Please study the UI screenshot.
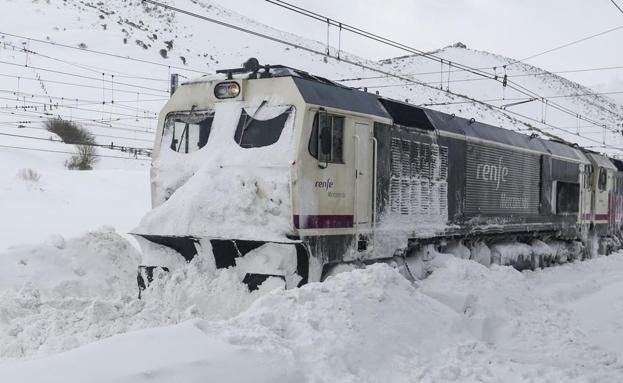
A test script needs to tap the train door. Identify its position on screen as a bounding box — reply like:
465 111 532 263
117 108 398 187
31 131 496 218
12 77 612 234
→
298 109 373 237
353 122 373 229
581 164 594 224
595 167 609 222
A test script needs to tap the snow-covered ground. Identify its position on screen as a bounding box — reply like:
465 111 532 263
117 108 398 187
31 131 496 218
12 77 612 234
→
2 1 623 382
1 232 623 382
0 130 150 251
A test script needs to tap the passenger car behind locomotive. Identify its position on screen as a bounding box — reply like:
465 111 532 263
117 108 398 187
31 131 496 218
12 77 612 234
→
133 59 623 290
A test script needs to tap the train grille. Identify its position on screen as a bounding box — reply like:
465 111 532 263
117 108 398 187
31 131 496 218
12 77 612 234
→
389 138 448 222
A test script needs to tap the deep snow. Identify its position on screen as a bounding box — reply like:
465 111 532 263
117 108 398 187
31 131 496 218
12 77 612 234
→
1 1 623 382
1 231 623 382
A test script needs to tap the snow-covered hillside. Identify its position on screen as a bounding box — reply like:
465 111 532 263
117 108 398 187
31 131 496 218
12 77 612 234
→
374 47 623 154
1 0 621 160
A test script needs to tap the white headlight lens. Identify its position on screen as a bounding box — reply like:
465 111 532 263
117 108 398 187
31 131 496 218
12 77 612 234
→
214 82 241 99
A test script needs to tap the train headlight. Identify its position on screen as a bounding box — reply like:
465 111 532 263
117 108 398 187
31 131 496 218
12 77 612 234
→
214 82 241 99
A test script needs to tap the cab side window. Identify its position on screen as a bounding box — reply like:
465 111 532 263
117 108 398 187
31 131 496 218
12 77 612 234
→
309 111 344 163
584 165 594 189
598 168 607 191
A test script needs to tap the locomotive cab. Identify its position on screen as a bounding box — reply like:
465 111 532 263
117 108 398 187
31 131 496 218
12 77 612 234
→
134 64 310 290
133 59 391 291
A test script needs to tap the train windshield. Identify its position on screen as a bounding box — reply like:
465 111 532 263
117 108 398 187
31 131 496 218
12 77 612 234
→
234 105 293 149
163 110 214 154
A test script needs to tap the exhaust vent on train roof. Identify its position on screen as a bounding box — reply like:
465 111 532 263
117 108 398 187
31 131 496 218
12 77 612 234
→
214 57 339 86
379 99 435 130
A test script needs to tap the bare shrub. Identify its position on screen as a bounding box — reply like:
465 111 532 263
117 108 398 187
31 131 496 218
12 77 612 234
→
45 119 98 170
17 168 41 182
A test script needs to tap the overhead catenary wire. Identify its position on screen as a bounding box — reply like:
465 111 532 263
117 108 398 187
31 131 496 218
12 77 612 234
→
0 59 170 94
0 131 152 152
609 0 623 15
263 0 623 136
0 122 154 143
336 64 623 85
516 24 623 62
0 89 165 115
5 3 618 140
0 72 166 98
140 0 622 152
0 143 151 161
0 96 157 119
0 41 171 82
335 64 623 82
359 83 623 101
0 110 156 134
0 31 209 75
0 95 158 120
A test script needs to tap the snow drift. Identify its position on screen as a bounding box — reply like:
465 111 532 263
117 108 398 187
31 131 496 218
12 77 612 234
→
2 230 623 382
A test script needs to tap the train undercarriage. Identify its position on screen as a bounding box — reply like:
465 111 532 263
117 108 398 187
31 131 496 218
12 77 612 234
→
136 225 623 296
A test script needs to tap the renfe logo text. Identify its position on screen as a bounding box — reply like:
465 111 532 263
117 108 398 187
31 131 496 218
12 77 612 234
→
315 178 334 191
476 158 509 190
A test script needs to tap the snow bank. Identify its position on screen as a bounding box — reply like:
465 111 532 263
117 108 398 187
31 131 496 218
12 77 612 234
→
3 245 623 382
0 152 150 251
0 264 475 382
0 231 276 359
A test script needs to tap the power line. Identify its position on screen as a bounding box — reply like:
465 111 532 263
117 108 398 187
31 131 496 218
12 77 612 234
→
520 24 623 61
0 143 151 161
263 0 623 136
0 41 171 82
0 59 169 94
0 95 157 120
360 82 623 100
417 92 623 106
140 0 621 152
0 132 152 153
0 110 156 134
0 31 208 75
610 0 623 14
0 89 164 115
0 123 154 143
0 72 166 98
336 64 623 82
0 95 158 119
264 0 499 82
488 104 620 150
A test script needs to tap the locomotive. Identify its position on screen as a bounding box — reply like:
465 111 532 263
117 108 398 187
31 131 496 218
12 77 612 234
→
133 58 623 290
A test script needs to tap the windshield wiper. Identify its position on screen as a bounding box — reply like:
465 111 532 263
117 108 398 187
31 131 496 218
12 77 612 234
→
238 100 268 145
176 123 189 152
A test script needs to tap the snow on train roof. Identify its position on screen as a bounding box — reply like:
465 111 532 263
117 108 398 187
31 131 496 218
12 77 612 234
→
180 66 592 165
293 77 390 119
421 106 588 163
586 152 617 170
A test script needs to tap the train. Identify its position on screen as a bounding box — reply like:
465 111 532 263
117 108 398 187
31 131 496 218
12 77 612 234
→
133 58 623 291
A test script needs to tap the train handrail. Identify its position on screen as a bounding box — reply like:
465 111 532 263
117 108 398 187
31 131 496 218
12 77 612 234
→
372 136 378 232
354 134 360 240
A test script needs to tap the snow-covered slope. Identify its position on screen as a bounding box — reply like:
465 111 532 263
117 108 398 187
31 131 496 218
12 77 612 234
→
1 0 622 161
373 46 623 154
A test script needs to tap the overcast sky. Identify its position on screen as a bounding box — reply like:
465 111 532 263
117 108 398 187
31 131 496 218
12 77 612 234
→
213 0 623 89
